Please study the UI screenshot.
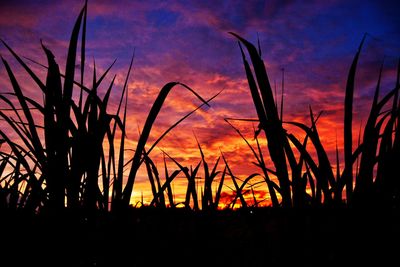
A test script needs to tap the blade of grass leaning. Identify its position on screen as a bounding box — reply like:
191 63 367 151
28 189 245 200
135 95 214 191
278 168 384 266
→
41 42 67 209
121 82 209 207
251 187 258 207
224 119 261 162
391 58 400 155
221 151 247 208
292 132 309 207
237 42 267 136
63 4 85 105
121 91 221 172
100 145 108 211
309 107 335 199
230 32 291 206
286 132 331 204
0 131 43 209
8 160 21 209
102 76 117 209
1 57 45 163
208 156 221 209
285 116 336 201
147 90 222 156
229 32 278 121
143 152 160 207
113 86 128 208
146 149 166 207
85 61 120 211
0 60 47 209
59 6 86 208
280 68 284 121
78 0 88 110
233 173 260 208
304 162 316 203
163 154 175 207
0 102 37 156
343 34 366 203
150 165 181 207
375 58 400 205
81 61 101 211
364 84 399 194
0 40 46 92
225 119 279 206
162 150 200 210
188 163 201 211
0 133 40 176
354 121 363 184
335 135 341 203
194 134 214 209
0 94 32 137
214 166 226 209
22 55 93 95
0 154 9 180
254 133 280 206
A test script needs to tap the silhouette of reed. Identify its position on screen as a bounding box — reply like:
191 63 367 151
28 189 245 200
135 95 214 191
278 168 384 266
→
229 32 400 208
0 2 211 214
0 2 399 267
0 2 399 214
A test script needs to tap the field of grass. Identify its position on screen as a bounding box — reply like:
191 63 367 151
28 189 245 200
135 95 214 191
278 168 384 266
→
0 2 399 266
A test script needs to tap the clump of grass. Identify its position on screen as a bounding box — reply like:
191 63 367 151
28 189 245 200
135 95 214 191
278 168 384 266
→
229 33 400 208
161 141 226 211
1 1 399 212
0 2 211 213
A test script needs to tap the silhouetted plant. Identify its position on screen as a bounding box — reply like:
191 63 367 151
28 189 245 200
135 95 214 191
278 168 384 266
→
229 33 400 208
0 2 211 213
0 2 399 213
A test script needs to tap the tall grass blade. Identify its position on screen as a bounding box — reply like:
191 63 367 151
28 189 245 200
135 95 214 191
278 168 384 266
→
163 150 200 210
1 58 45 163
0 40 46 92
163 154 175 207
63 5 85 105
143 152 160 207
150 159 181 208
343 34 366 203
111 83 127 210
122 82 209 207
230 32 291 206
254 134 280 207
41 42 67 209
78 0 88 110
353 61 384 204
280 68 284 121
221 152 247 208
375 58 400 206
236 42 267 135
148 90 221 155
214 166 226 209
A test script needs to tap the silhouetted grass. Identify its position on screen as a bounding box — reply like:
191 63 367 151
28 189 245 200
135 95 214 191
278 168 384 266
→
0 3 211 213
0 2 399 214
230 32 400 208
0 3 399 267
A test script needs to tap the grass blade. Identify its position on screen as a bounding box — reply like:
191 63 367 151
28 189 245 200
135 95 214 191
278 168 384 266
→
122 82 209 207
343 34 366 203
1 57 45 164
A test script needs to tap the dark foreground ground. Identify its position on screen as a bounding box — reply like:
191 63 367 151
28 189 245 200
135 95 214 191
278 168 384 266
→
1 207 399 267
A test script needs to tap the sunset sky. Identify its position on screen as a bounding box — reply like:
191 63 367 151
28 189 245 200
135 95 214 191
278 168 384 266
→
1 0 399 207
